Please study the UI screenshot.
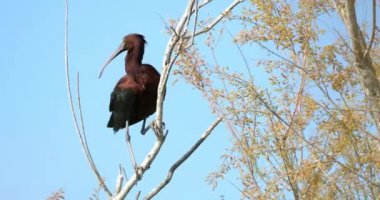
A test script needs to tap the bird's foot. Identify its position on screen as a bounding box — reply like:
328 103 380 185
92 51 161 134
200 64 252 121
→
134 165 143 180
141 119 166 136
140 125 150 135
140 119 150 135
151 121 167 139
161 122 166 130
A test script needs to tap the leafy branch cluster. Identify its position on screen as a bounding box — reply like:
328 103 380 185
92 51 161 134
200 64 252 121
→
174 0 380 199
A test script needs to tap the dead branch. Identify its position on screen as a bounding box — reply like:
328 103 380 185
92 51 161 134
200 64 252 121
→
46 188 65 200
195 0 212 11
64 0 112 197
193 0 244 37
157 0 245 132
191 0 199 45
143 117 223 200
112 130 168 200
115 167 124 194
362 0 376 59
156 0 197 133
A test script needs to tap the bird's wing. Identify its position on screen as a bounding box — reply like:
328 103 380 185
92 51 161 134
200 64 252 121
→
107 87 137 131
109 91 116 112
109 88 136 115
109 76 141 112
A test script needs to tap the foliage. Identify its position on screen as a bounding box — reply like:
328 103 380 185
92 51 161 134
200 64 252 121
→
46 188 65 200
174 0 380 199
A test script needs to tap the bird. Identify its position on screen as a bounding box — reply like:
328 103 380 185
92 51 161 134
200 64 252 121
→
99 33 160 134
99 33 160 171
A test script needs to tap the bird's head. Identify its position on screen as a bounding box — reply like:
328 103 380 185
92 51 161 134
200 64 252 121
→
122 34 146 50
98 33 146 78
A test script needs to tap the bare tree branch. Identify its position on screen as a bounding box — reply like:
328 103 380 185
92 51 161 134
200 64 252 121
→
135 191 141 200
362 0 376 59
191 0 199 45
46 188 65 200
342 0 380 131
209 69 380 188
157 0 245 131
64 0 112 197
156 0 196 133
112 131 168 200
115 167 124 194
195 0 212 11
193 0 244 37
143 117 223 200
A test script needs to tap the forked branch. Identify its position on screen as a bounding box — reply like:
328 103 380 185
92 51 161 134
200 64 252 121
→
143 117 223 200
362 0 376 59
156 0 245 130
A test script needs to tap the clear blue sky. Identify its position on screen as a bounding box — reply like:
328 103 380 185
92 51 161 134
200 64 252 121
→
0 0 246 199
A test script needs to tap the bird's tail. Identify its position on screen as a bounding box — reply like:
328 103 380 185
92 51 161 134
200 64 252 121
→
107 113 126 133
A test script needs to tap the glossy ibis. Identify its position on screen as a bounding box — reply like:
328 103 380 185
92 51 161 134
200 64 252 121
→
99 33 160 171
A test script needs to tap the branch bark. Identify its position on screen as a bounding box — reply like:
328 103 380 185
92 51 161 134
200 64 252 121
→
112 130 168 200
343 0 380 132
156 0 245 131
362 0 376 59
155 0 197 133
193 0 244 37
143 117 223 200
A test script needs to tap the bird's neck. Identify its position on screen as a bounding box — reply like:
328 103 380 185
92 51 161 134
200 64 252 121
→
125 46 144 74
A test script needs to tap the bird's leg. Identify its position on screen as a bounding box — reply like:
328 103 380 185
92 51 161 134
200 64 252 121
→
125 121 141 179
161 122 166 130
141 119 166 135
140 118 150 135
125 124 137 169
150 121 167 138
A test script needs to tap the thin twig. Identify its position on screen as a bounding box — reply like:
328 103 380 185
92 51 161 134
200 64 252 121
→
226 29 253 83
76 74 108 190
362 0 376 59
255 40 308 73
143 117 223 200
115 166 124 194
157 0 245 131
193 0 244 37
64 0 112 197
191 0 199 45
193 0 212 12
333 27 354 54
224 74 380 188
135 191 141 200
113 133 168 200
156 0 197 132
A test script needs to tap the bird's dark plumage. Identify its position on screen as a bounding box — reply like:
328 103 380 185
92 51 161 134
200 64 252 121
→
100 33 160 133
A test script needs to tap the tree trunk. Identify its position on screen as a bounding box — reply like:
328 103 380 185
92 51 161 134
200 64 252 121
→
336 0 380 132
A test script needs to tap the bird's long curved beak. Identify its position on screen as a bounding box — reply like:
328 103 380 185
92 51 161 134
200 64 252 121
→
98 42 126 78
